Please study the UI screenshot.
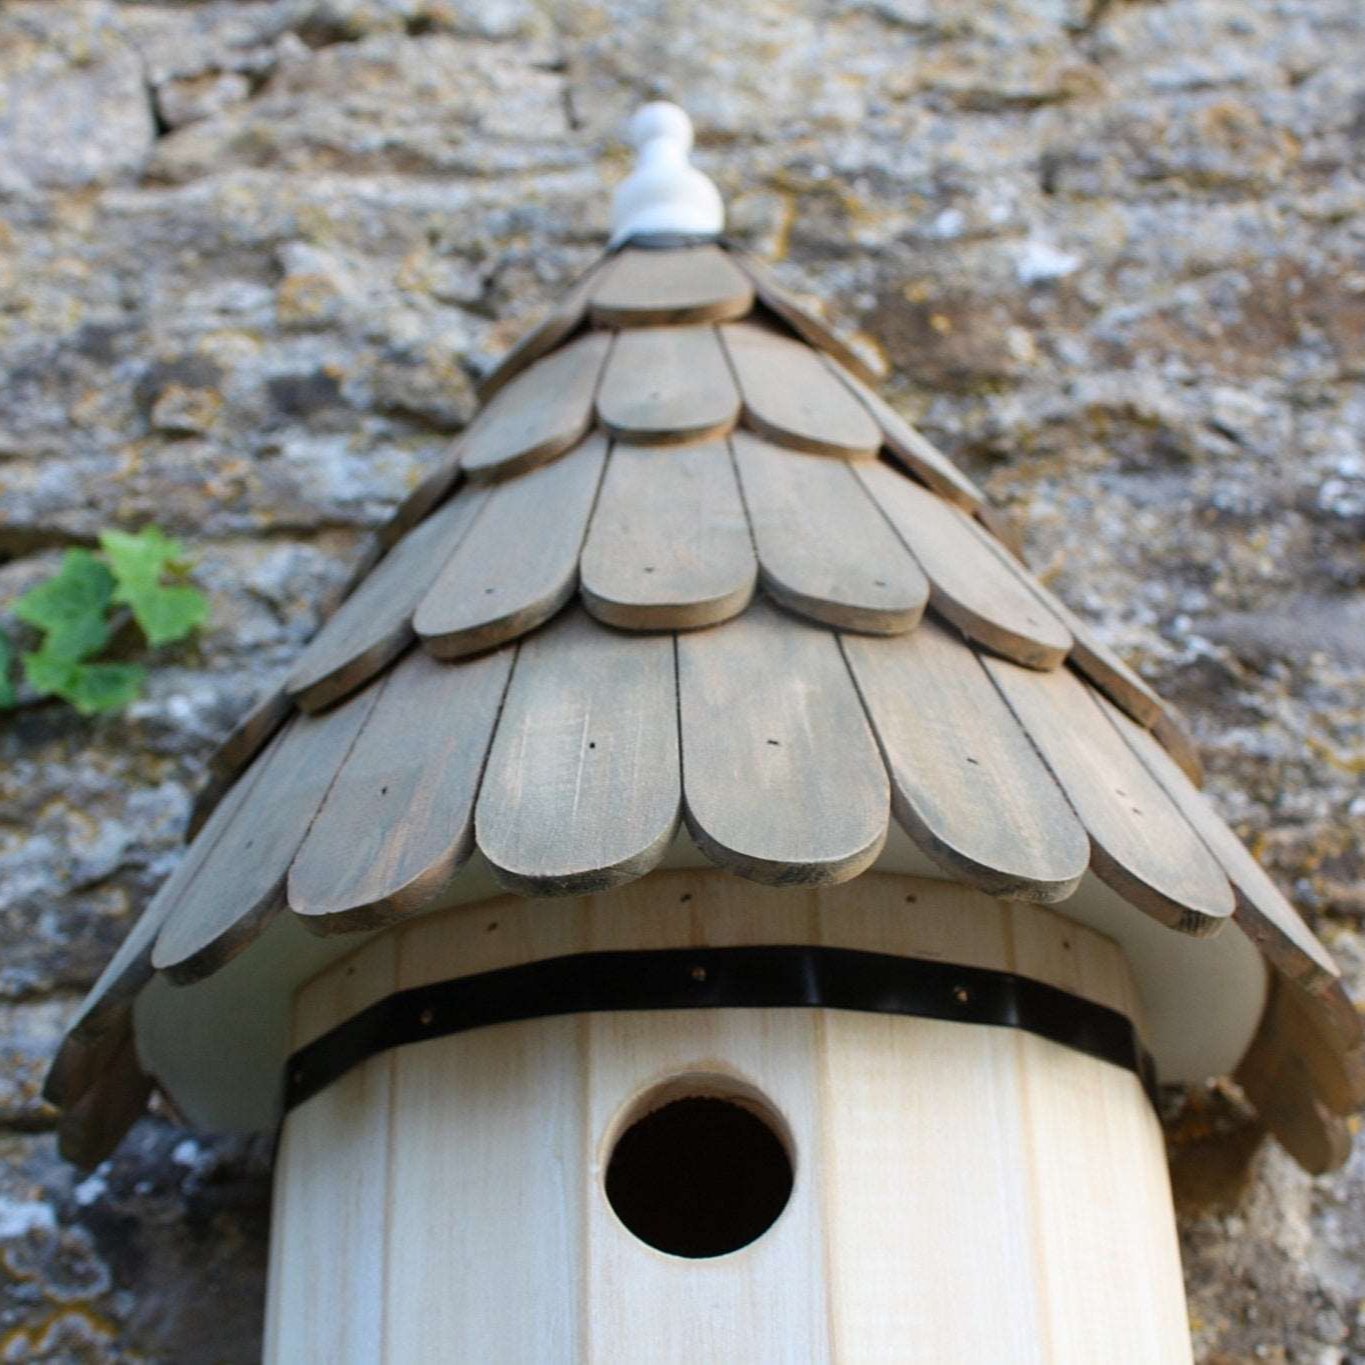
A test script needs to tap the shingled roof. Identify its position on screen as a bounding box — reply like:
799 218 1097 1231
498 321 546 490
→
48 140 1363 1176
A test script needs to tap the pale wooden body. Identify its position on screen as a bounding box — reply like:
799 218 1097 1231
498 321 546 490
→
265 871 1191 1364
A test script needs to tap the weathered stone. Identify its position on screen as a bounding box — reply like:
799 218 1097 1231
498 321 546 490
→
2 0 1364 1357
147 33 572 184
0 1124 271 1362
157 71 254 130
0 3 157 192
0 1001 73 1129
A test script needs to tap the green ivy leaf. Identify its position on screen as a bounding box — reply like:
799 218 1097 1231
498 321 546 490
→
100 527 208 647
22 645 146 716
0 634 15 709
63 662 148 715
13 550 115 663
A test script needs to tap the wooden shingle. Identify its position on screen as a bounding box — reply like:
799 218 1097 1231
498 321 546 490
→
50 234 1361 1174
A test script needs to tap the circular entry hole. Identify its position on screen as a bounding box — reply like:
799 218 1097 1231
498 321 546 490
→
605 1088 793 1259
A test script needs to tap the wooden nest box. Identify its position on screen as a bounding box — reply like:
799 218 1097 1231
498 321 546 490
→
48 104 1363 1363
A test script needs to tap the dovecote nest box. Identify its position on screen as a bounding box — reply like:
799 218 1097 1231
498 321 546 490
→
48 104 1363 1363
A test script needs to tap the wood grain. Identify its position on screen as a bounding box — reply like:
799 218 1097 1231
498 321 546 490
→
56 1031 153 1170
584 1009 831 1361
383 1014 587 1362
459 330 611 484
152 690 379 983
205 679 292 788
277 872 1177 1364
591 244 753 326
475 606 681 895
974 503 1029 562
1099 692 1341 991
857 460 1073 669
956 514 1167 728
476 257 604 404
730 248 885 385
287 485 491 712
1002 571 1166 728
722 322 883 459
596 325 740 445
188 677 293 838
843 618 1089 901
580 440 756 630
983 654 1236 934
1271 977 1365 1114
677 599 889 884
1236 978 1355 1174
818 1015 1188 1364
415 435 608 660
378 458 465 551
826 359 985 510
265 936 397 1365
733 431 928 634
1153 708 1205 787
288 646 515 929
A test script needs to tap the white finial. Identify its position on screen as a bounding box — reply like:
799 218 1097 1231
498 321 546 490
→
609 102 725 246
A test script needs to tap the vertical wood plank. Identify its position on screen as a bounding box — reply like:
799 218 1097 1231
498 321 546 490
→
383 1016 586 1362
1013 1031 1192 1363
267 936 397 1365
584 1009 832 1363
818 1013 1048 1363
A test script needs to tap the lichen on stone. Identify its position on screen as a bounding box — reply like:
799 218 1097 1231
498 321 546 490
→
1 0 1363 1357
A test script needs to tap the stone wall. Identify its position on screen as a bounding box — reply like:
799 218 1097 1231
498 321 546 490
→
1 0 1362 1359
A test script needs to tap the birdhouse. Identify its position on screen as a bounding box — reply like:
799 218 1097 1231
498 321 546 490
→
47 104 1363 1363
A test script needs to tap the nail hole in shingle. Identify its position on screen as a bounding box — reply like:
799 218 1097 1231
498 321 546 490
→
486 920 499 933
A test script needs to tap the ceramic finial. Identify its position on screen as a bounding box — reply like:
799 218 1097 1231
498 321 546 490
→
609 102 724 246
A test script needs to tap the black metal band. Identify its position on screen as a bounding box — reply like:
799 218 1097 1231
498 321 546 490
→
284 944 1158 1112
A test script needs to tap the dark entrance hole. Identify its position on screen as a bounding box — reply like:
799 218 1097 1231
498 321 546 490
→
604 1094 794 1258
